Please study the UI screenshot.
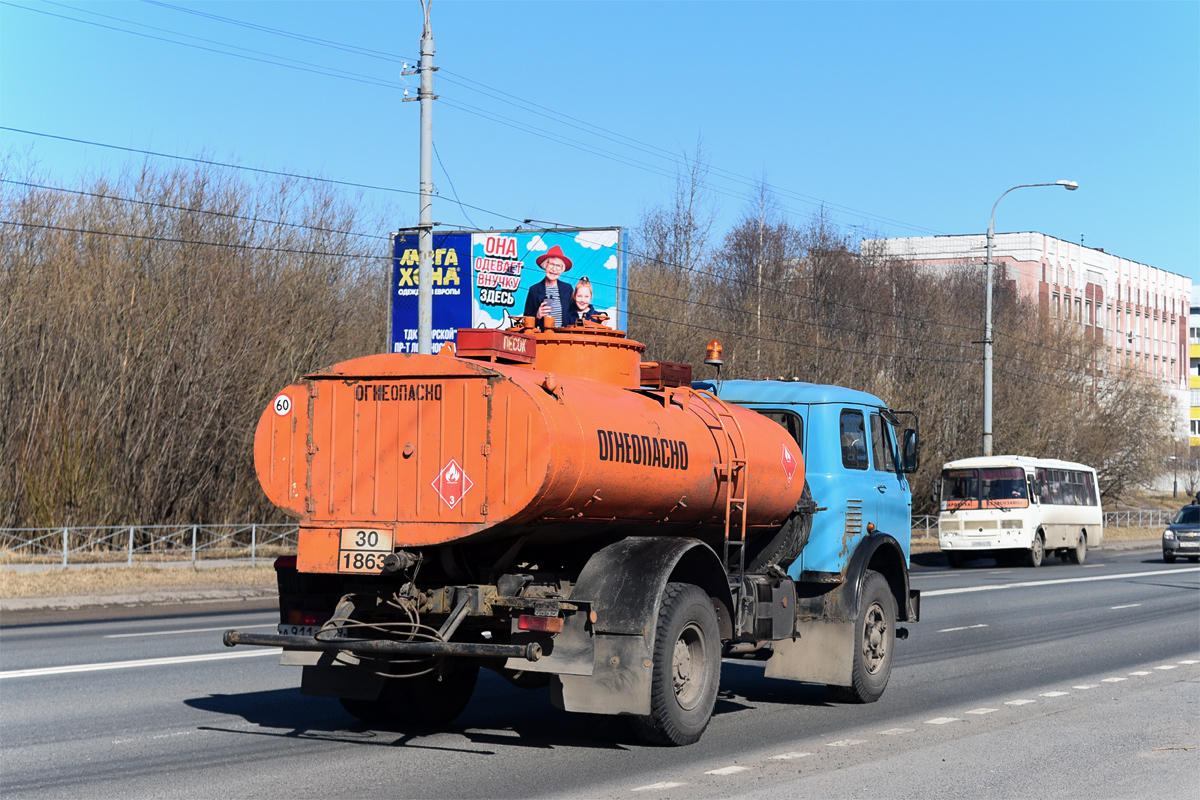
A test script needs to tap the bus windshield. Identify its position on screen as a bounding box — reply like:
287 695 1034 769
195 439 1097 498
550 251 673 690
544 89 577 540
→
941 467 1028 510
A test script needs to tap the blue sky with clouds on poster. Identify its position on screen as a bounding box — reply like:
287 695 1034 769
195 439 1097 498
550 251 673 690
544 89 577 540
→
2 1 1197 279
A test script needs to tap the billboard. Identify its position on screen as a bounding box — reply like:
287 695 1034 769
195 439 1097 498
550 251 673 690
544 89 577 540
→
390 228 625 353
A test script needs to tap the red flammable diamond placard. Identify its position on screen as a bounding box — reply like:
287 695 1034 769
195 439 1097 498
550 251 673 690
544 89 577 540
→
431 458 474 509
781 443 798 485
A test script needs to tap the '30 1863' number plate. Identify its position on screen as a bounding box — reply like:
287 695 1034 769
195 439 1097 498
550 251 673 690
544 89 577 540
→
337 528 393 574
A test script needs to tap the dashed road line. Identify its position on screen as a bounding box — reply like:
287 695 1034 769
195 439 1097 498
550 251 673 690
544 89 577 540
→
938 624 988 633
1073 684 1099 689
1179 660 1199 665
1039 691 1069 697
1110 603 1141 609
769 752 812 760
925 717 960 725
1129 671 1151 676
633 782 685 792
1101 677 1127 683
1155 665 1178 670
965 707 998 714
705 766 747 776
878 727 914 735
1005 699 1037 705
826 739 866 747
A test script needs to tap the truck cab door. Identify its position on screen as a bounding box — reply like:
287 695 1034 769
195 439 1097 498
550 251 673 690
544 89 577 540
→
870 411 910 557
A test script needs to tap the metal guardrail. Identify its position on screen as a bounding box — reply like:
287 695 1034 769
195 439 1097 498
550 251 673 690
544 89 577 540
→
1 511 1173 564
0 524 299 567
911 510 1171 539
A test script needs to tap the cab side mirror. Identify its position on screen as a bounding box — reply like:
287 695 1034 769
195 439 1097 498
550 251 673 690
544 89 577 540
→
900 429 919 473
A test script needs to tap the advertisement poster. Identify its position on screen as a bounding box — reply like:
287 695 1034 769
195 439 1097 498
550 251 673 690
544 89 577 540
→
390 227 625 352
470 228 623 330
390 231 471 353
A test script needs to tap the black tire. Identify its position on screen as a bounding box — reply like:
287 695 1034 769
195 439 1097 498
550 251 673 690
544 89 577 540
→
746 484 814 572
1067 532 1087 565
1164 553 1176 564
827 570 896 704
1189 557 1199 564
946 552 965 569
340 658 479 729
1026 533 1044 568
632 583 722 746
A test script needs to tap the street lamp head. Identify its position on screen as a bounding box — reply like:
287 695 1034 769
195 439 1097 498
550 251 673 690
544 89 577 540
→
1057 180 1079 191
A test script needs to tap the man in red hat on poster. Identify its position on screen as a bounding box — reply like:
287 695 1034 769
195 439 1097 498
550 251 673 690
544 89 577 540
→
522 245 574 327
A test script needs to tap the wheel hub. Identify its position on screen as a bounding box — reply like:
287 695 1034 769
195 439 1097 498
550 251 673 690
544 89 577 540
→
862 602 888 674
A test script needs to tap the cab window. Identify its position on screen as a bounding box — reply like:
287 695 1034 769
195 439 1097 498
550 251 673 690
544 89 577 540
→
839 409 868 470
758 410 803 453
870 413 896 473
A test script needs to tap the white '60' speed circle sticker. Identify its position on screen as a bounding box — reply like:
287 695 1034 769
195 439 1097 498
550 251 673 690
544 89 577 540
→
273 393 292 416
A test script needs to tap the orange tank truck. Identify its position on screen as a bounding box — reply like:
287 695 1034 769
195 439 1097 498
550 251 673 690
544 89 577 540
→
225 318 921 746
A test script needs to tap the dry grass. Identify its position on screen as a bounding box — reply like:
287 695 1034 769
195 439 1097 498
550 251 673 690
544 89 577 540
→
0 565 277 599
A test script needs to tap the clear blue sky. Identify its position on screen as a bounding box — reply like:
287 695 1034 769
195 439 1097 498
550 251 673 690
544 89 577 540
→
2 1 1197 279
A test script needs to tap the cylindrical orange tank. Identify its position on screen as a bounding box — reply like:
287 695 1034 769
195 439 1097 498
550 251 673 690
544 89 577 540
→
255 320 805 573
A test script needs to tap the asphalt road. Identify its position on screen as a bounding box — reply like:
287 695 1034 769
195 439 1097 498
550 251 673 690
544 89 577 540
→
2 551 1197 799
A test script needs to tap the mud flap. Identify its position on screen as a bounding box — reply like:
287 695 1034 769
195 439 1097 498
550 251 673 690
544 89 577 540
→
763 619 853 686
551 633 653 715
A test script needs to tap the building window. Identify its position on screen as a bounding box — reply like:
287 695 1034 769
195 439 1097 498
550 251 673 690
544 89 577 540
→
1192 419 1200 437
1192 389 1200 407
1190 326 1200 345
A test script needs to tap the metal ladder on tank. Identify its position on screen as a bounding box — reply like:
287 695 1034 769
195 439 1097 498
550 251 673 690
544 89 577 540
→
693 391 749 592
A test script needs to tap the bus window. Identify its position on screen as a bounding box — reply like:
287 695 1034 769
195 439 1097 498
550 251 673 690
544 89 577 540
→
1083 472 1098 506
941 468 979 510
981 467 1028 507
870 413 897 473
839 410 869 470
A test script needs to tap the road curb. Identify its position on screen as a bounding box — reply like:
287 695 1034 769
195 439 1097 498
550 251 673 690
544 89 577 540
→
0 587 278 613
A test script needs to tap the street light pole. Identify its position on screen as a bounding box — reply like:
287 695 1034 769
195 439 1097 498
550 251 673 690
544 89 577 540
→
983 180 1078 457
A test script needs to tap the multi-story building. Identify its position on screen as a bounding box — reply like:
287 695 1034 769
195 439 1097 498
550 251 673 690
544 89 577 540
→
1190 287 1200 448
865 232 1192 426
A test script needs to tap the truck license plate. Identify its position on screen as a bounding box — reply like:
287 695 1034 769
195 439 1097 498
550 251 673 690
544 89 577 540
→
337 528 393 573
277 624 319 637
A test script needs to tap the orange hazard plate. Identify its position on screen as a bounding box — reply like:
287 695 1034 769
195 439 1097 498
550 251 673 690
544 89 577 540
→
337 528 393 573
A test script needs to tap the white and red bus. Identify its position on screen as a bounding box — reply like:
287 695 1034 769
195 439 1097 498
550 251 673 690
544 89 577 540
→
937 456 1103 568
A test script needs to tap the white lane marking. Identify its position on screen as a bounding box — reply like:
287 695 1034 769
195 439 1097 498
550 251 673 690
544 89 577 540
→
1129 671 1151 676
1073 684 1099 689
878 727 914 735
1040 691 1069 697
1109 604 1142 610
105 623 275 639
705 766 747 776
827 739 866 747
770 752 812 760
923 567 1200 597
0 649 280 679
925 717 960 725
1179 660 1200 665
1101 677 1127 683
113 730 195 745
938 624 989 633
633 782 685 792
1005 699 1036 705
1155 665 1178 671
966 708 998 714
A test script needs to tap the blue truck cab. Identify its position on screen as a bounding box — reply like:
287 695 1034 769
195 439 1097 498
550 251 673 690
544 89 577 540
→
702 380 919 578
696 379 920 702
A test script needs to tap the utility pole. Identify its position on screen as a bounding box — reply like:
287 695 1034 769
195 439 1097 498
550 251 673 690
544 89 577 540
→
415 1 436 354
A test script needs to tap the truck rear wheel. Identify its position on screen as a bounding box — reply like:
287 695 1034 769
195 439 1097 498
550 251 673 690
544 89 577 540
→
340 658 479 729
632 583 721 746
827 570 895 704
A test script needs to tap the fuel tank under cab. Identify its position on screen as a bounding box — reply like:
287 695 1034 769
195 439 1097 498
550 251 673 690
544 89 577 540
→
254 319 805 572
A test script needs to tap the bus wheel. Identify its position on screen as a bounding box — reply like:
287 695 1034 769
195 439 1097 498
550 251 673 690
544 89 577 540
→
1067 533 1087 564
1026 534 1044 568
828 570 896 704
632 583 721 746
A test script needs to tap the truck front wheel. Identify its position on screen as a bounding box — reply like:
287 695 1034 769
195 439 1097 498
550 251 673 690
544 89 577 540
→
632 583 721 746
340 658 479 729
827 570 896 704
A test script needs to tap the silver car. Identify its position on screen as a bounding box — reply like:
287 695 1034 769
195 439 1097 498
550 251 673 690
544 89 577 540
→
1163 505 1200 563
